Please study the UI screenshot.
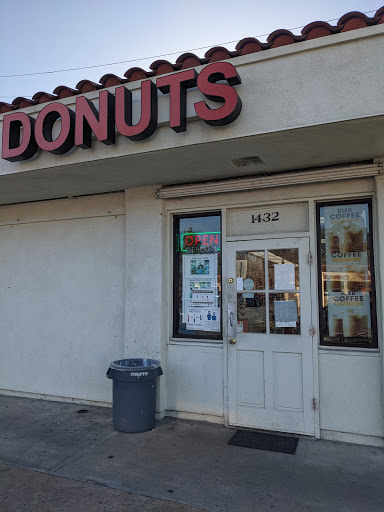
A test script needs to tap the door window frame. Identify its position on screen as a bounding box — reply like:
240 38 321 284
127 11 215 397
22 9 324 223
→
173 210 223 340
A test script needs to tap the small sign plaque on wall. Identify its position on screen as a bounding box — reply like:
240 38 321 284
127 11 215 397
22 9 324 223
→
228 203 308 237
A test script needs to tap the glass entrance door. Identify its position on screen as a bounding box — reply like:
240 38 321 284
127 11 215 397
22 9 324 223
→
227 237 315 435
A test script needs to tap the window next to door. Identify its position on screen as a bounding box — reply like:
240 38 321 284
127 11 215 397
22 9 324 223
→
173 212 222 340
316 199 377 348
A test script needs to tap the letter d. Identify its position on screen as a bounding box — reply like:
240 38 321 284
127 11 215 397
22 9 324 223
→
2 112 38 162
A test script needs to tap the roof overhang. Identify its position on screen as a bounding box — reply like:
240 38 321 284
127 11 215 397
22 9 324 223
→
1 23 384 205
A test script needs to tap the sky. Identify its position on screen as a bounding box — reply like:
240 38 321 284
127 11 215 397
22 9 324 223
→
0 0 381 103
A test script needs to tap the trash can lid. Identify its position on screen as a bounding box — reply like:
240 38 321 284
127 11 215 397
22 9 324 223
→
109 358 161 371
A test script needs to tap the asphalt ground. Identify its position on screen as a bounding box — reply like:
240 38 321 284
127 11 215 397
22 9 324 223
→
1 395 384 512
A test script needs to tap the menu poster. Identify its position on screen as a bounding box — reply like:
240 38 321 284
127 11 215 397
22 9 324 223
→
323 204 371 340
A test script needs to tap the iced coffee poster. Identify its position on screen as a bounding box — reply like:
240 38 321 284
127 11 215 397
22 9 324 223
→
327 292 371 338
324 204 368 269
323 203 372 340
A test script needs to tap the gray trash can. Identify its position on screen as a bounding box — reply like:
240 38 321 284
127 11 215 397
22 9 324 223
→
106 358 163 433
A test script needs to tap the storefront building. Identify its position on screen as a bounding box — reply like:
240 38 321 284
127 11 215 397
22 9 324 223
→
1 8 384 447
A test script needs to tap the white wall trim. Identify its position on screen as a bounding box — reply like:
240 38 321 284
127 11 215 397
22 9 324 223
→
156 164 382 199
165 409 225 425
321 429 384 447
0 388 112 408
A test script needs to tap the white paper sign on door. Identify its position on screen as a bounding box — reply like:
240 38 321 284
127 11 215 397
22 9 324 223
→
186 307 220 332
191 289 215 306
202 307 220 331
274 300 298 327
274 264 295 290
186 307 203 330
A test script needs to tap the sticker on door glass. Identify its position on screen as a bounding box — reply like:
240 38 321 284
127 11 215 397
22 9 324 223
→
274 300 298 327
274 264 295 290
243 278 254 290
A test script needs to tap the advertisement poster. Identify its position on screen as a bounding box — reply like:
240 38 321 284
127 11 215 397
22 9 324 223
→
186 307 220 332
182 254 218 327
323 204 371 338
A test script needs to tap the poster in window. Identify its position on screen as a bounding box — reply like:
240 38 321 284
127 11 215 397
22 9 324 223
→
182 253 218 325
323 203 371 340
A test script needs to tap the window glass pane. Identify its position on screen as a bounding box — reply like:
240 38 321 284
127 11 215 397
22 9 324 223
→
318 201 376 347
268 249 299 290
269 293 300 334
237 293 266 333
174 214 221 338
236 251 265 290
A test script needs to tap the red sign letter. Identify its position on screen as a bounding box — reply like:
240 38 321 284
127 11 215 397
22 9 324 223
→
34 103 75 155
1 112 37 162
75 90 115 148
195 62 242 126
157 69 197 133
115 80 157 141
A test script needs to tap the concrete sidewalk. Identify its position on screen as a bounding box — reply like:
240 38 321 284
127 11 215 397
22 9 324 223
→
1 395 384 512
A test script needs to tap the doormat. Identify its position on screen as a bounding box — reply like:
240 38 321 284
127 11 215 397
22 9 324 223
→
228 429 299 454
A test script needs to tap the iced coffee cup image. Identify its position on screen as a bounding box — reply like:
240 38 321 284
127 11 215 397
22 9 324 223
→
328 310 343 337
345 226 366 253
346 270 367 293
326 274 342 293
344 312 368 337
326 225 341 253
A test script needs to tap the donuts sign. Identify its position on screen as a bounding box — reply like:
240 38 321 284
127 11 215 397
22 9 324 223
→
1 62 242 162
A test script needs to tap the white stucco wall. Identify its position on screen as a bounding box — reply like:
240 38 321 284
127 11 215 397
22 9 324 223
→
123 186 168 413
0 193 126 403
319 352 383 439
0 178 382 445
166 344 224 420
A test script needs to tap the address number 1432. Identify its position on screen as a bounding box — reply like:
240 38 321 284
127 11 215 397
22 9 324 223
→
252 212 279 223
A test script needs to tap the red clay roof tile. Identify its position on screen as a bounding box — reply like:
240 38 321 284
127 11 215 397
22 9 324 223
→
236 38 266 54
76 80 102 94
205 47 236 62
301 21 338 39
53 86 78 98
0 103 15 114
12 97 36 108
123 67 151 82
150 60 180 75
176 53 205 69
2 7 384 109
33 92 59 104
99 74 127 87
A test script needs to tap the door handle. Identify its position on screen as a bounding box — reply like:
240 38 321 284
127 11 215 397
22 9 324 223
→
229 337 236 345
227 302 236 337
